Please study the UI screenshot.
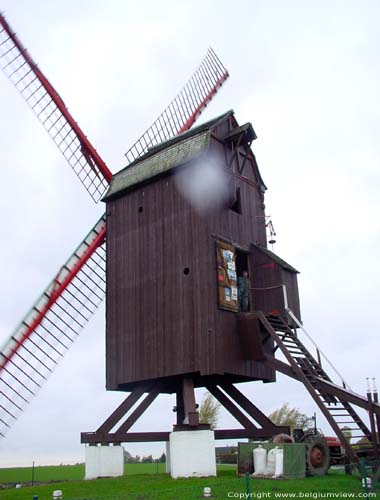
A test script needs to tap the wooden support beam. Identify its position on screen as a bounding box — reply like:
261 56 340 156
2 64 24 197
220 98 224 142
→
258 312 358 463
374 392 380 450
175 386 185 425
182 378 199 426
95 385 147 435
264 355 298 380
214 428 284 440
81 428 282 444
116 387 161 434
317 379 380 417
206 385 258 432
81 431 170 444
220 382 288 432
366 392 379 459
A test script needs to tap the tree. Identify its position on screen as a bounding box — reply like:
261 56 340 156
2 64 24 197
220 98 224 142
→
268 402 313 432
123 449 133 463
123 450 142 463
199 392 221 429
158 452 166 463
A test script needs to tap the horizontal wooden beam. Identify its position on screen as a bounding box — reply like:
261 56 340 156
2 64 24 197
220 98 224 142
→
317 379 380 416
214 428 288 440
264 355 298 380
81 431 170 444
265 354 380 417
81 427 287 444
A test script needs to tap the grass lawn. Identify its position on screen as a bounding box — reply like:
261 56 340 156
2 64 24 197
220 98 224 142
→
0 464 377 499
0 463 171 484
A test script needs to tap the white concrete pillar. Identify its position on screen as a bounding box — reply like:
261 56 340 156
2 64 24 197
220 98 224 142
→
84 444 124 479
165 441 171 473
169 430 216 478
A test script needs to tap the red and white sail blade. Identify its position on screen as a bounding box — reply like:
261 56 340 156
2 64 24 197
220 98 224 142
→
0 14 112 202
125 47 229 164
0 14 229 439
0 217 106 438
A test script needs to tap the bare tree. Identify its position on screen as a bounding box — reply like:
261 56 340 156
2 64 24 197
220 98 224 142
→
199 392 221 429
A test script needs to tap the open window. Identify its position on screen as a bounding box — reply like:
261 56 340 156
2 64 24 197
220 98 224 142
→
230 187 242 214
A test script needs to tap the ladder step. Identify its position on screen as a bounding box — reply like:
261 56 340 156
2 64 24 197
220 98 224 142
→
263 313 378 463
336 421 361 425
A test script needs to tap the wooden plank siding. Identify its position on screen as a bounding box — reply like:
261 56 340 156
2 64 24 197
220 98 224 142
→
105 116 299 391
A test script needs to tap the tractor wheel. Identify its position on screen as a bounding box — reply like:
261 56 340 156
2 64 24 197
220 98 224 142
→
304 435 330 476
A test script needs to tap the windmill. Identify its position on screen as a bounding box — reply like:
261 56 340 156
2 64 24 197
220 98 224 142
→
1 10 380 481
0 12 229 440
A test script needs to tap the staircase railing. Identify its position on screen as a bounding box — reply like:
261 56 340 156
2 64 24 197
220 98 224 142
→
251 283 351 390
281 286 352 391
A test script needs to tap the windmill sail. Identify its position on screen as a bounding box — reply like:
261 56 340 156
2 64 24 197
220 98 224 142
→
0 14 113 202
0 217 106 438
0 12 229 439
125 48 229 164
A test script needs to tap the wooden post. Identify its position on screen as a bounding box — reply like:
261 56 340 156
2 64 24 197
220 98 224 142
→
372 379 380 449
182 378 199 426
175 387 185 425
366 381 379 459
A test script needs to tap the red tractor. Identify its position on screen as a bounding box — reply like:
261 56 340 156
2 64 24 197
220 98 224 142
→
293 428 344 476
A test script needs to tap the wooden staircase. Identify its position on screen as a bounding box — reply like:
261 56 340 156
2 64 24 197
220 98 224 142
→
259 312 380 464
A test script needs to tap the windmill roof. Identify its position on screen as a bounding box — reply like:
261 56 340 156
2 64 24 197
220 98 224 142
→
252 244 299 273
103 110 234 201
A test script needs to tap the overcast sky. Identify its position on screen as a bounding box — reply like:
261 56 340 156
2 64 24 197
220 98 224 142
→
1 0 380 468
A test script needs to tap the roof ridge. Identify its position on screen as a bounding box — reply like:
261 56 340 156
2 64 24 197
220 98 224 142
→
120 109 234 173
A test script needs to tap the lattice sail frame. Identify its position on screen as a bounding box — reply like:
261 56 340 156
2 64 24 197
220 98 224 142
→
0 14 112 202
0 217 106 437
125 47 229 164
0 12 230 439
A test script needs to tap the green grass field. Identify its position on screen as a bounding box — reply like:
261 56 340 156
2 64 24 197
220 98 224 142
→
0 463 170 484
0 464 377 499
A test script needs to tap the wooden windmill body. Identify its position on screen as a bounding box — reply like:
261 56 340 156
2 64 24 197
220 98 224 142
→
84 110 300 445
1 13 379 477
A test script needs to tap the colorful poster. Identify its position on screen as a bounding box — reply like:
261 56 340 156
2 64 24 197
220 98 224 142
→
227 261 236 271
222 249 234 265
227 269 237 281
225 288 231 302
231 286 238 301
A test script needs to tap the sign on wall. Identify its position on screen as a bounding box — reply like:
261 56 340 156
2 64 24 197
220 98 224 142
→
216 240 239 312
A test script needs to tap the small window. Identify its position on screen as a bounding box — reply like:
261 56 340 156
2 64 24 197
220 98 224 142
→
230 187 242 215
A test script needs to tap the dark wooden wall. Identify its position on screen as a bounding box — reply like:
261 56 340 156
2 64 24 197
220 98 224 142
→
105 118 296 391
250 245 301 321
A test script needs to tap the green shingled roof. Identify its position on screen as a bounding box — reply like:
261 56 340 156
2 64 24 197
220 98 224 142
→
103 110 233 201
